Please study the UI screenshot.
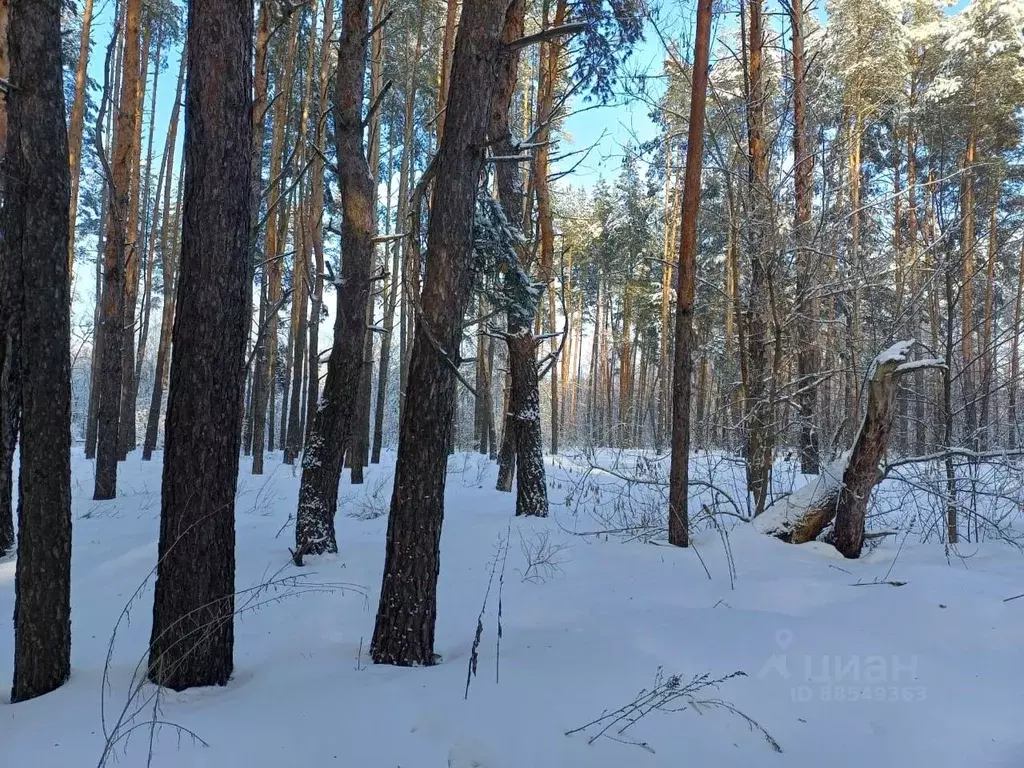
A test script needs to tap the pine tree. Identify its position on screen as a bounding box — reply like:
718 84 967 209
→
148 0 252 691
94 0 143 500
4 0 73 702
371 0 512 667
294 0 376 558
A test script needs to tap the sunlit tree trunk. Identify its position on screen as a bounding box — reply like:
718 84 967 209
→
436 0 459 144
67 0 96 271
117 20 153 459
252 11 299 474
533 0 567 455
349 0 386 481
668 0 712 547
94 0 143 499
657 148 677 451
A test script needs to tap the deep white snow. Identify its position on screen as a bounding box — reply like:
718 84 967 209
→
2 449 1024 767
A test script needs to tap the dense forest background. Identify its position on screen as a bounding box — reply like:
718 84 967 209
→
2 0 1024 714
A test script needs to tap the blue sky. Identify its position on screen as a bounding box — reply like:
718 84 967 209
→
83 2 667 202
559 31 667 186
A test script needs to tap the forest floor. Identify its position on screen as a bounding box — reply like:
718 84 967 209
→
2 448 1024 767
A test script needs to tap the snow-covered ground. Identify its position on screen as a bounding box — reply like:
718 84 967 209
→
3 449 1024 767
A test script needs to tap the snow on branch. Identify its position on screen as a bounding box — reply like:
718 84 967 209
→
894 359 946 375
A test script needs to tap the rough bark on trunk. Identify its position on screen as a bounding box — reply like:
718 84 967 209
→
0 328 15 556
489 0 535 503
294 0 375 557
509 331 547 517
5 0 73 701
371 0 509 667
94 0 143 500
349 299 373 482
0 0 7 160
148 0 252 691
0 0 14 549
667 0 712 547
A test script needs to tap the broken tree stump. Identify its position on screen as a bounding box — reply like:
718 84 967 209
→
754 340 945 558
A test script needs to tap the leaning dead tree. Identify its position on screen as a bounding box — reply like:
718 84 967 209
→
754 340 945 558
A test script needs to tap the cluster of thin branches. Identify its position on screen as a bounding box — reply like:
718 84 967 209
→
566 668 781 755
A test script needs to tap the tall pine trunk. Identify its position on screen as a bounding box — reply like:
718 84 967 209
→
304 0 333 450
371 0 510 666
668 0 712 547
141 50 185 459
117 21 153 459
0 0 12 554
349 0 387 482
791 0 818 474
533 0 566 455
94 0 143 499
148 0 252 691
294 0 376 557
371 125 399 463
67 0 95 271
744 0 773 516
397 2 426 424
244 0 273 455
141 150 183 460
1008 237 1024 450
5 0 73 701
252 11 299 474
